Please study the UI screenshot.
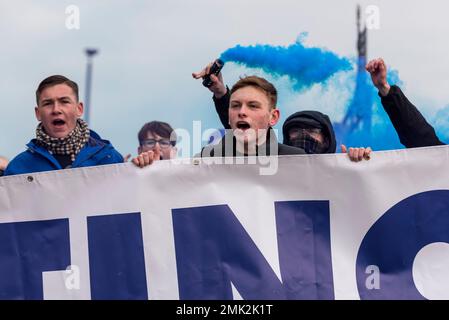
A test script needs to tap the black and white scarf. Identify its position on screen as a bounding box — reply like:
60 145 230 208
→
36 119 90 161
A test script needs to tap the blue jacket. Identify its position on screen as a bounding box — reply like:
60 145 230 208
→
4 130 124 176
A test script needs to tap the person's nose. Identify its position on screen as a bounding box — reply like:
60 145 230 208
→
51 101 63 114
153 141 161 152
238 104 249 118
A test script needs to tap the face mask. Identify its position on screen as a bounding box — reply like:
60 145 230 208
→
289 134 328 154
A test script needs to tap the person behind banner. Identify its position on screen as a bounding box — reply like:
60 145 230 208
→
366 58 445 149
193 61 371 162
197 75 306 157
0 156 8 177
4 75 156 176
137 121 177 160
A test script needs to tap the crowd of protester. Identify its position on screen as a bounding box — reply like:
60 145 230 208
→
0 57 439 178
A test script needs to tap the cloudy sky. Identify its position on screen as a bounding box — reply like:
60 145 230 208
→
1 0 449 159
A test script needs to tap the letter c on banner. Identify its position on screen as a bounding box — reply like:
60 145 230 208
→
356 190 449 299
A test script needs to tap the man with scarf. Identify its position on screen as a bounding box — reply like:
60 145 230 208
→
193 61 371 162
4 75 156 176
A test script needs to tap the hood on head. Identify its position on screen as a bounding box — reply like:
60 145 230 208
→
282 110 336 153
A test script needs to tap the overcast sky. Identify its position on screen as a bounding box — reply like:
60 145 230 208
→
1 0 449 159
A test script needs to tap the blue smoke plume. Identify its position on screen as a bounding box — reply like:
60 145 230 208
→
333 65 404 151
220 37 352 91
220 36 414 151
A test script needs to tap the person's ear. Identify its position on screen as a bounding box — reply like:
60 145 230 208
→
35 106 41 122
76 102 84 118
269 108 280 126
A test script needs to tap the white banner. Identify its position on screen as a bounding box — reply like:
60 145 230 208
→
1 146 449 300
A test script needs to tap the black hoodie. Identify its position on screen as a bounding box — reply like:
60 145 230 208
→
282 111 337 154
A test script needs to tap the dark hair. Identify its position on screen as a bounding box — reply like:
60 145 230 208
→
230 76 277 109
138 121 177 146
36 75 79 105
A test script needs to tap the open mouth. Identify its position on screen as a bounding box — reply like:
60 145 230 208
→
236 121 251 130
52 119 66 127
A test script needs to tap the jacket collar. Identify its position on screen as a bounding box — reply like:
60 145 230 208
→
26 130 108 167
26 140 62 169
217 127 279 156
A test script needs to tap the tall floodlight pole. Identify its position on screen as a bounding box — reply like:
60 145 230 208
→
84 48 99 125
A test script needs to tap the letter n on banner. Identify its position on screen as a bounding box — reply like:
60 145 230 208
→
172 201 334 299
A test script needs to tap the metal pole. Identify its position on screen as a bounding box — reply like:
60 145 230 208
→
84 48 98 125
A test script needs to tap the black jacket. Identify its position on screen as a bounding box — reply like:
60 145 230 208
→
213 88 232 130
200 129 305 157
380 85 444 148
